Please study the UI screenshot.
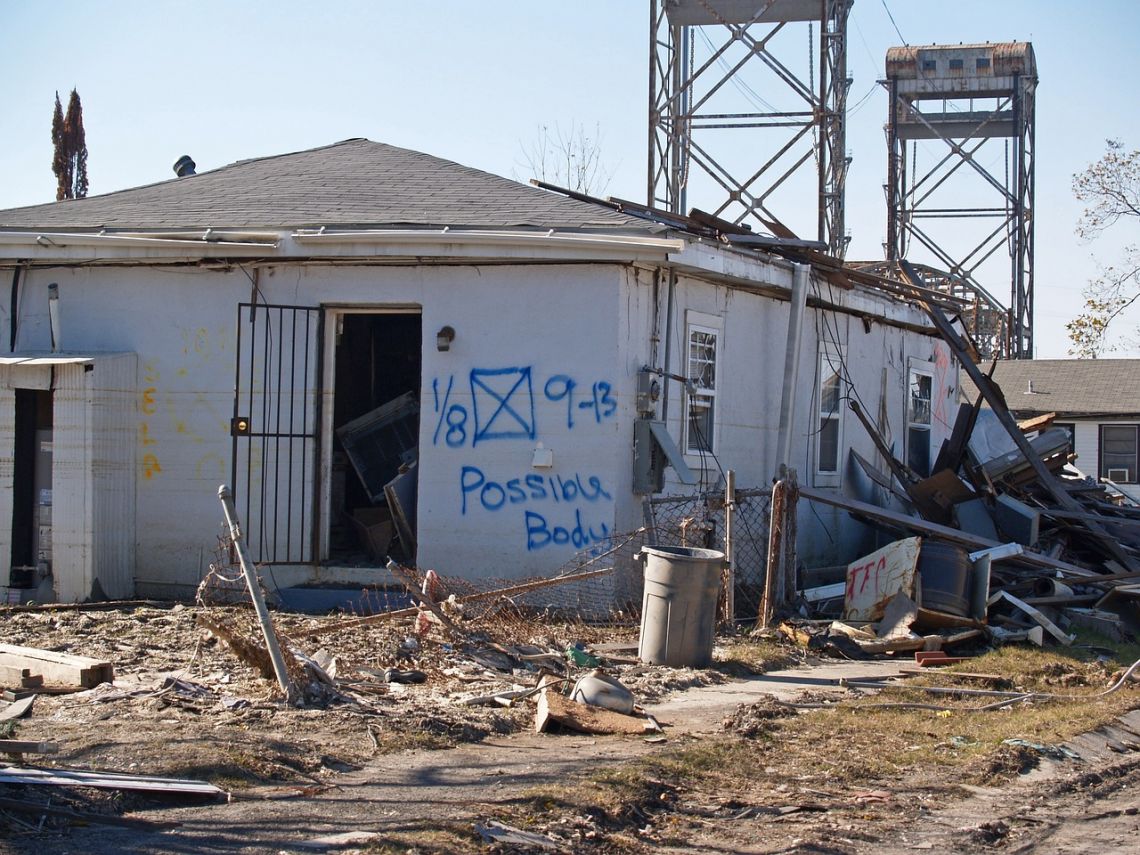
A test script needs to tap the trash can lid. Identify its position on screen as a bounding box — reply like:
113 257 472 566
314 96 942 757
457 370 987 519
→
640 545 725 562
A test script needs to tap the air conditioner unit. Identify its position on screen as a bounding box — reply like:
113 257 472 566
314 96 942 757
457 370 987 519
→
1106 468 1131 483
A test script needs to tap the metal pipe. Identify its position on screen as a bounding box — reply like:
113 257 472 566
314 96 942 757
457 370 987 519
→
775 262 810 474
9 265 21 351
661 268 676 423
217 484 294 702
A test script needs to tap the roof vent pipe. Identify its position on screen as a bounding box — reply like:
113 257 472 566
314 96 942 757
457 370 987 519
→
173 155 196 177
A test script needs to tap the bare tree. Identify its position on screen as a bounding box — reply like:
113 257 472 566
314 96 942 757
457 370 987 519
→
516 121 613 196
1067 140 1140 357
51 88 88 201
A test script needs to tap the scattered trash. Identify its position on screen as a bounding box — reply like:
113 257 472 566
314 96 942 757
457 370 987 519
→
1000 738 1082 761
565 643 601 668
475 819 563 851
570 671 634 714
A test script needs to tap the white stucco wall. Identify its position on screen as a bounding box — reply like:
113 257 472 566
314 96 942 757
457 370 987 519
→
1 252 955 599
3 262 638 595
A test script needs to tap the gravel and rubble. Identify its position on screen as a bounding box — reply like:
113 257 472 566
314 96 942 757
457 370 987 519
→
0 600 733 840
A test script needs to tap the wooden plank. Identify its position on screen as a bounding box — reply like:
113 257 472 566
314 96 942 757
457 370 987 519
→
0 696 35 722
0 765 226 796
0 644 113 688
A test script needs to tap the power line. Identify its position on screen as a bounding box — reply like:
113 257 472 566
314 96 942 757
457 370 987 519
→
881 0 906 46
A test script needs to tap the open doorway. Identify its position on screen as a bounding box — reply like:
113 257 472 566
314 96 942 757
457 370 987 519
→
10 389 52 593
328 311 422 566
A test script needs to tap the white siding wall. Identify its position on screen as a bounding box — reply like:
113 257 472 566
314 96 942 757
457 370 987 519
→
1071 419 1140 503
652 266 951 567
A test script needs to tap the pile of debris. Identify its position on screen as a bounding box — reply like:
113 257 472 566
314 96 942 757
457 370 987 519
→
791 266 1139 658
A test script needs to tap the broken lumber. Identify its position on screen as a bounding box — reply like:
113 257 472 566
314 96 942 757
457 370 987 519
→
0 696 35 722
0 665 43 688
0 765 226 797
0 644 112 689
989 591 1075 646
534 676 657 736
1 740 58 757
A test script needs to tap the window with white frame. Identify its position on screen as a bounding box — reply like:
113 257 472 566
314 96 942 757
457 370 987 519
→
816 348 844 477
1100 424 1138 483
684 315 720 455
907 362 934 478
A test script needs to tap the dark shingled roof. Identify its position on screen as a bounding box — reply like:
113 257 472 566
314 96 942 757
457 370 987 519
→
0 139 647 233
961 359 1140 417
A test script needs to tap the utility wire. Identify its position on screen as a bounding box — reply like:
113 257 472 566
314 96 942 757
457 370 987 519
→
881 0 906 46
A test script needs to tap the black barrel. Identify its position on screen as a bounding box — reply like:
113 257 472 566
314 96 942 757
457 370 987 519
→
918 541 972 617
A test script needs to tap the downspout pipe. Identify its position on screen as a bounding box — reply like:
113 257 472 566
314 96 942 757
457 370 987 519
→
9 265 22 351
775 263 810 475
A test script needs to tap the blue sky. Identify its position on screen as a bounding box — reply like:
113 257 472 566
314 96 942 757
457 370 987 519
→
1 1 1137 357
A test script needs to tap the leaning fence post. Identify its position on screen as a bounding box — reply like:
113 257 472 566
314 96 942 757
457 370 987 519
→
217 485 295 703
760 474 787 628
782 469 799 612
722 469 736 626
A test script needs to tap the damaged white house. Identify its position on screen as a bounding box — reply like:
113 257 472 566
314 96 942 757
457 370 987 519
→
0 139 958 603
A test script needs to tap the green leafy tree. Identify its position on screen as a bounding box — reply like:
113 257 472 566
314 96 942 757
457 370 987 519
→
1067 140 1140 357
51 88 88 200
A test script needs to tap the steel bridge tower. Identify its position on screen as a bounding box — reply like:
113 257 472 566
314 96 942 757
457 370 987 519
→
649 0 852 256
884 42 1037 359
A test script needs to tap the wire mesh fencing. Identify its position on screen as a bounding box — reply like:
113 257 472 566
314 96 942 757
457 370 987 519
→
198 481 778 646
646 486 773 621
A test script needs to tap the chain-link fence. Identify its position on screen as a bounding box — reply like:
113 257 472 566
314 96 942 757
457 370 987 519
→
646 485 773 621
200 482 780 644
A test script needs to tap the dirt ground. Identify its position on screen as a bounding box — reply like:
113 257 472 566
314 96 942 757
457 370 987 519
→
1 602 1138 854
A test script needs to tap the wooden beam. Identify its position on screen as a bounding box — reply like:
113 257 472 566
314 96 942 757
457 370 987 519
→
0 665 43 688
0 645 112 689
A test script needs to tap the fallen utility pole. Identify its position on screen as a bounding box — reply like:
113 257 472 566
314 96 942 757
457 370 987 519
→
217 485 294 703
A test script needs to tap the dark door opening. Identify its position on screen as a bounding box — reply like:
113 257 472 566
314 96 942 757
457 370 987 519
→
330 312 421 565
11 388 52 588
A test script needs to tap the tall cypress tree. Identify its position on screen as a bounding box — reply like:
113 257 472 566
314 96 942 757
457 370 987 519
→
64 90 88 199
51 92 69 201
51 89 88 200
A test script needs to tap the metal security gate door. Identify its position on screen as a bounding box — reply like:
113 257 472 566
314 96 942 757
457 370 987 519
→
230 302 323 564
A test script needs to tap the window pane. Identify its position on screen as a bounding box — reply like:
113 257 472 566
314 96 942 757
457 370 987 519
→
821 363 841 414
818 417 839 472
688 330 717 390
1101 425 1137 481
908 425 931 477
688 396 714 452
909 373 932 426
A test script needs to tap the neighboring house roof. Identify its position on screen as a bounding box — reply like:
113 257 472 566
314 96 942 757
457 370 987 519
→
961 359 1140 418
0 139 646 233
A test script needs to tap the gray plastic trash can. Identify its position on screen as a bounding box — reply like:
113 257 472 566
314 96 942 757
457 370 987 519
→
638 545 725 667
